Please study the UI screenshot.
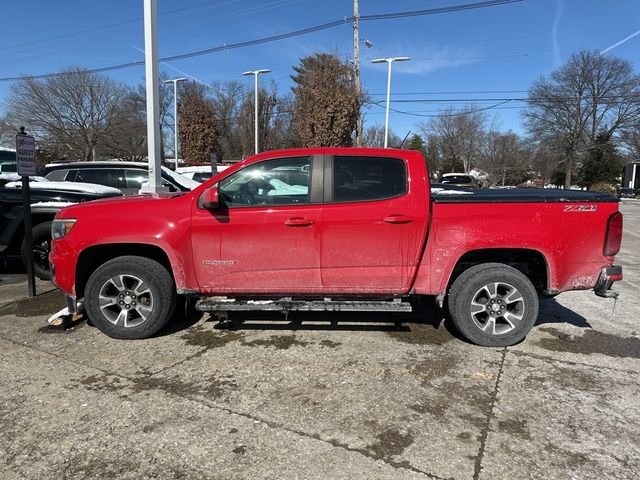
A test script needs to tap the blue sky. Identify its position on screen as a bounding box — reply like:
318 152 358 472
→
1 0 640 139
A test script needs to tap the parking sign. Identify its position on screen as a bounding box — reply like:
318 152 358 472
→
16 134 36 176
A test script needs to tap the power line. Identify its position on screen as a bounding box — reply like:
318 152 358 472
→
368 90 529 96
0 0 524 83
372 99 515 117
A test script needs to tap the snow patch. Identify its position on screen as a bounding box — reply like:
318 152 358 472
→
31 201 77 208
4 180 121 195
1 174 47 183
161 166 200 190
431 187 473 195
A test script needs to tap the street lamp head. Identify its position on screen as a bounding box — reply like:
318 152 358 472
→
242 69 271 76
163 77 188 84
371 57 410 64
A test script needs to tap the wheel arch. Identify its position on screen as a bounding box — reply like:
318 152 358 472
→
447 248 549 294
75 243 174 298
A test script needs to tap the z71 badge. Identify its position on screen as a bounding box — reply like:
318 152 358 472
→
563 205 597 212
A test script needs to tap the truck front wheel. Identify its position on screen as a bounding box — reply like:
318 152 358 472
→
448 263 538 347
84 256 176 339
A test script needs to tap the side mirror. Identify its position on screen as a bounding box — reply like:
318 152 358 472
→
201 186 219 209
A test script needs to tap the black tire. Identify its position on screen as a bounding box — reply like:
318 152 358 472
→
447 263 539 347
21 221 52 280
84 256 176 340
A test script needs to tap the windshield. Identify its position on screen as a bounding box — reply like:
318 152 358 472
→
161 166 200 190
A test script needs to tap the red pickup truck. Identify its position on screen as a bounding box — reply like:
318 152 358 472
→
49 148 623 346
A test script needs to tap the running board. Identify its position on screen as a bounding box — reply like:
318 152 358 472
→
196 297 413 313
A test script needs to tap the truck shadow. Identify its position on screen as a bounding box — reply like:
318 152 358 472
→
153 296 590 341
535 297 592 328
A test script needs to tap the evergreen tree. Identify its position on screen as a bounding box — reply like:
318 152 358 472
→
291 53 359 147
578 133 623 189
178 82 219 166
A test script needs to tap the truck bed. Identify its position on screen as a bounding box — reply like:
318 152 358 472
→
431 187 619 204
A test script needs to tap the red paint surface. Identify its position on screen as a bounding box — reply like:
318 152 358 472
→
50 148 622 299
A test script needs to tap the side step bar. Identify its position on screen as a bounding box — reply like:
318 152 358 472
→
196 297 413 313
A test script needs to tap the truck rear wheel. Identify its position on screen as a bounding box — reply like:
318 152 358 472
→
448 263 538 347
84 256 176 340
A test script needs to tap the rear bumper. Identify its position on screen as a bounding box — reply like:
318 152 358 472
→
594 265 623 298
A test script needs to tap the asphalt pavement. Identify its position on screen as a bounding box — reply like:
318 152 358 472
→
0 200 638 480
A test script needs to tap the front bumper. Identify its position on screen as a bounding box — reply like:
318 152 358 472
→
594 265 623 298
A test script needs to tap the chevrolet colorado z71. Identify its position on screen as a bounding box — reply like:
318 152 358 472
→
49 148 623 346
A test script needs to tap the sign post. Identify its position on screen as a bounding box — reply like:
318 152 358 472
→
16 128 37 298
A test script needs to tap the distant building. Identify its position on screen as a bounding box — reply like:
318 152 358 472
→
623 161 640 189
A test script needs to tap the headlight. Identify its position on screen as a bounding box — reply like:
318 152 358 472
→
51 219 76 240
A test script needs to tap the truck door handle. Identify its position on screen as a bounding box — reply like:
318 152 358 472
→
285 217 315 227
383 215 413 224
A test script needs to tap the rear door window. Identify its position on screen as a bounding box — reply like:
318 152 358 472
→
75 168 124 189
124 169 149 189
332 156 407 203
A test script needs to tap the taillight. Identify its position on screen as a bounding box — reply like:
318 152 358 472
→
604 211 623 256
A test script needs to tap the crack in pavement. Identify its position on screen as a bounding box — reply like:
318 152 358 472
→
510 349 639 375
0 333 448 480
473 347 507 480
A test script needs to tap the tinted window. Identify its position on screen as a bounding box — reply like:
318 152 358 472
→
193 172 213 183
219 157 310 207
44 169 69 181
0 163 17 173
75 168 124 188
124 169 149 189
441 175 473 184
333 156 406 203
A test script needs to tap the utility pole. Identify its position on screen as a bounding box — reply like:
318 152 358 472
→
371 56 410 148
354 0 362 147
142 0 165 193
242 69 271 155
163 77 187 170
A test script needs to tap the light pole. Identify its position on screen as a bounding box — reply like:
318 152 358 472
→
142 0 164 193
242 69 271 155
371 57 410 148
89 84 98 160
163 77 187 170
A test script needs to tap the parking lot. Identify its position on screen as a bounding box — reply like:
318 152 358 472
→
0 200 638 480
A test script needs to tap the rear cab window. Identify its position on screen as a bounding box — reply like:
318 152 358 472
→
332 156 407 203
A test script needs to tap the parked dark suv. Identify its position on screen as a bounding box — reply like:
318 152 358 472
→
42 161 199 195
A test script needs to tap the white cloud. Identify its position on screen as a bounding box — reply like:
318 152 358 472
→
362 44 484 75
552 0 564 67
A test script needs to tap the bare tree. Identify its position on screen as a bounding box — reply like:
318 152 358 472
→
237 85 277 156
100 89 147 162
0 116 14 147
362 124 402 148
419 106 487 173
178 81 218 166
524 50 640 188
480 131 529 186
5 68 127 161
291 53 359 147
210 80 245 160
